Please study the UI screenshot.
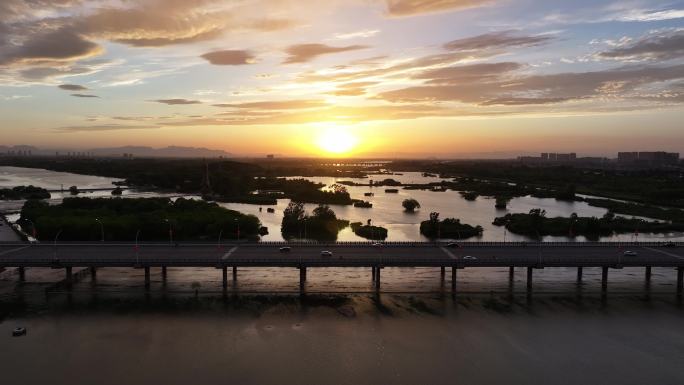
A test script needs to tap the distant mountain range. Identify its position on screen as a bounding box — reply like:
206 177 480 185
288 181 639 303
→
0 145 232 158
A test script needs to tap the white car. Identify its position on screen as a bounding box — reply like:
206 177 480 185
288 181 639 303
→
372 242 383 247
279 247 291 253
463 256 477 260
320 250 333 257
623 250 638 256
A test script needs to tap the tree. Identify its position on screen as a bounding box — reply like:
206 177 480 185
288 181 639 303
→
69 185 79 195
402 198 421 212
283 201 306 222
312 204 337 220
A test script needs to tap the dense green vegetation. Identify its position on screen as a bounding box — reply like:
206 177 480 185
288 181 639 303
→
402 198 420 212
281 202 349 241
420 212 483 239
0 185 50 200
350 222 388 240
392 160 684 208
19 197 262 241
581 198 684 222
353 200 373 208
493 209 684 240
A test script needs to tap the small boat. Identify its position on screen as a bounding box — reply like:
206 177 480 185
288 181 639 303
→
385 189 399 193
266 208 275 213
12 327 27 337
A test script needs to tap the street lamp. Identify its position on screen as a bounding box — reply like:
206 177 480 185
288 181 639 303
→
135 229 141 265
95 218 104 242
164 218 173 244
53 229 62 259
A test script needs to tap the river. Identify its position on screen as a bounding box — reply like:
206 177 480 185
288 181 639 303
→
1 166 684 384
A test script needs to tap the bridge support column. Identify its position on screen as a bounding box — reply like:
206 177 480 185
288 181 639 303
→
677 267 683 295
299 266 307 294
161 266 167 282
222 267 227 288
375 267 381 291
645 266 652 283
371 267 376 281
440 266 446 281
65 267 73 288
601 266 608 293
18 267 25 282
576 267 583 283
232 266 237 282
451 267 457 293
526 267 533 291
508 266 514 283
89 267 97 280
144 266 150 289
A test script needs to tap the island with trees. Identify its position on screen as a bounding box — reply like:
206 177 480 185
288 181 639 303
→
281 202 349 241
402 198 420 212
0 185 50 200
19 197 263 242
350 221 388 240
493 209 684 239
420 212 483 239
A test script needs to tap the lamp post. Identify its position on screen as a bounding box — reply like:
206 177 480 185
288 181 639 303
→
234 219 240 241
135 229 141 265
53 229 62 259
164 219 173 244
95 218 104 242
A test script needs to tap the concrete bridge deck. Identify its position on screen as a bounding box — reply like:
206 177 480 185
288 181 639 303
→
1 242 683 293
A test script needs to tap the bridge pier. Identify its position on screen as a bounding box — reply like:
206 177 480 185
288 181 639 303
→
222 267 228 288
375 267 381 291
645 266 652 283
18 267 25 282
90 267 97 280
451 267 457 293
677 267 683 295
232 266 237 282
440 266 446 281
508 266 514 283
162 266 167 281
144 266 150 289
371 267 376 281
601 266 608 293
576 267 583 283
299 266 307 294
526 267 533 291
65 267 73 288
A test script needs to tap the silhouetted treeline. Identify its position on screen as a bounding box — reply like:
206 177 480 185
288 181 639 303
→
0 185 50 200
19 197 262 241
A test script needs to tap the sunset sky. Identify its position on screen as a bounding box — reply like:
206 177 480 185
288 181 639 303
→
1 0 683 157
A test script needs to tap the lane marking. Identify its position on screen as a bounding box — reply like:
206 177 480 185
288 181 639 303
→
642 247 684 261
221 246 239 260
0 246 30 257
440 247 457 260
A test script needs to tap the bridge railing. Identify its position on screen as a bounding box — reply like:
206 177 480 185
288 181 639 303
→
2 240 680 248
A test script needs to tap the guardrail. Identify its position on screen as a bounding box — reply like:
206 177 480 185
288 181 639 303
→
1 241 681 247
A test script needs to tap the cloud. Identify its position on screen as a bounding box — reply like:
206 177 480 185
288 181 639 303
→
200 50 257 65
598 30 684 61
333 29 380 40
384 0 491 17
153 99 202 105
213 100 328 109
283 44 369 64
0 27 102 66
328 81 379 96
378 64 684 105
59 84 88 91
443 30 553 51
413 62 523 84
56 124 161 132
70 93 99 98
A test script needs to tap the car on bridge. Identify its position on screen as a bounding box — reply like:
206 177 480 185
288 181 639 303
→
446 242 460 248
12 327 26 337
279 247 291 253
320 250 333 257
623 250 638 256
463 256 477 260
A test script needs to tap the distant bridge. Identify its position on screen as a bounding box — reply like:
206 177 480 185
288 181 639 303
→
1 241 683 294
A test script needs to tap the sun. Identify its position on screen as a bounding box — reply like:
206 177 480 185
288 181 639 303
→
316 126 358 155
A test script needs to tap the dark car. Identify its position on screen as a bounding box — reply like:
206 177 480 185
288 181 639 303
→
664 242 677 248
12 327 27 337
446 242 460 248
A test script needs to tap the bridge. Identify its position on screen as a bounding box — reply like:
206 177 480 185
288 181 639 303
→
1 241 683 294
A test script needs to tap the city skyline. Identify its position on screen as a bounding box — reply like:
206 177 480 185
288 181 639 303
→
1 0 684 157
